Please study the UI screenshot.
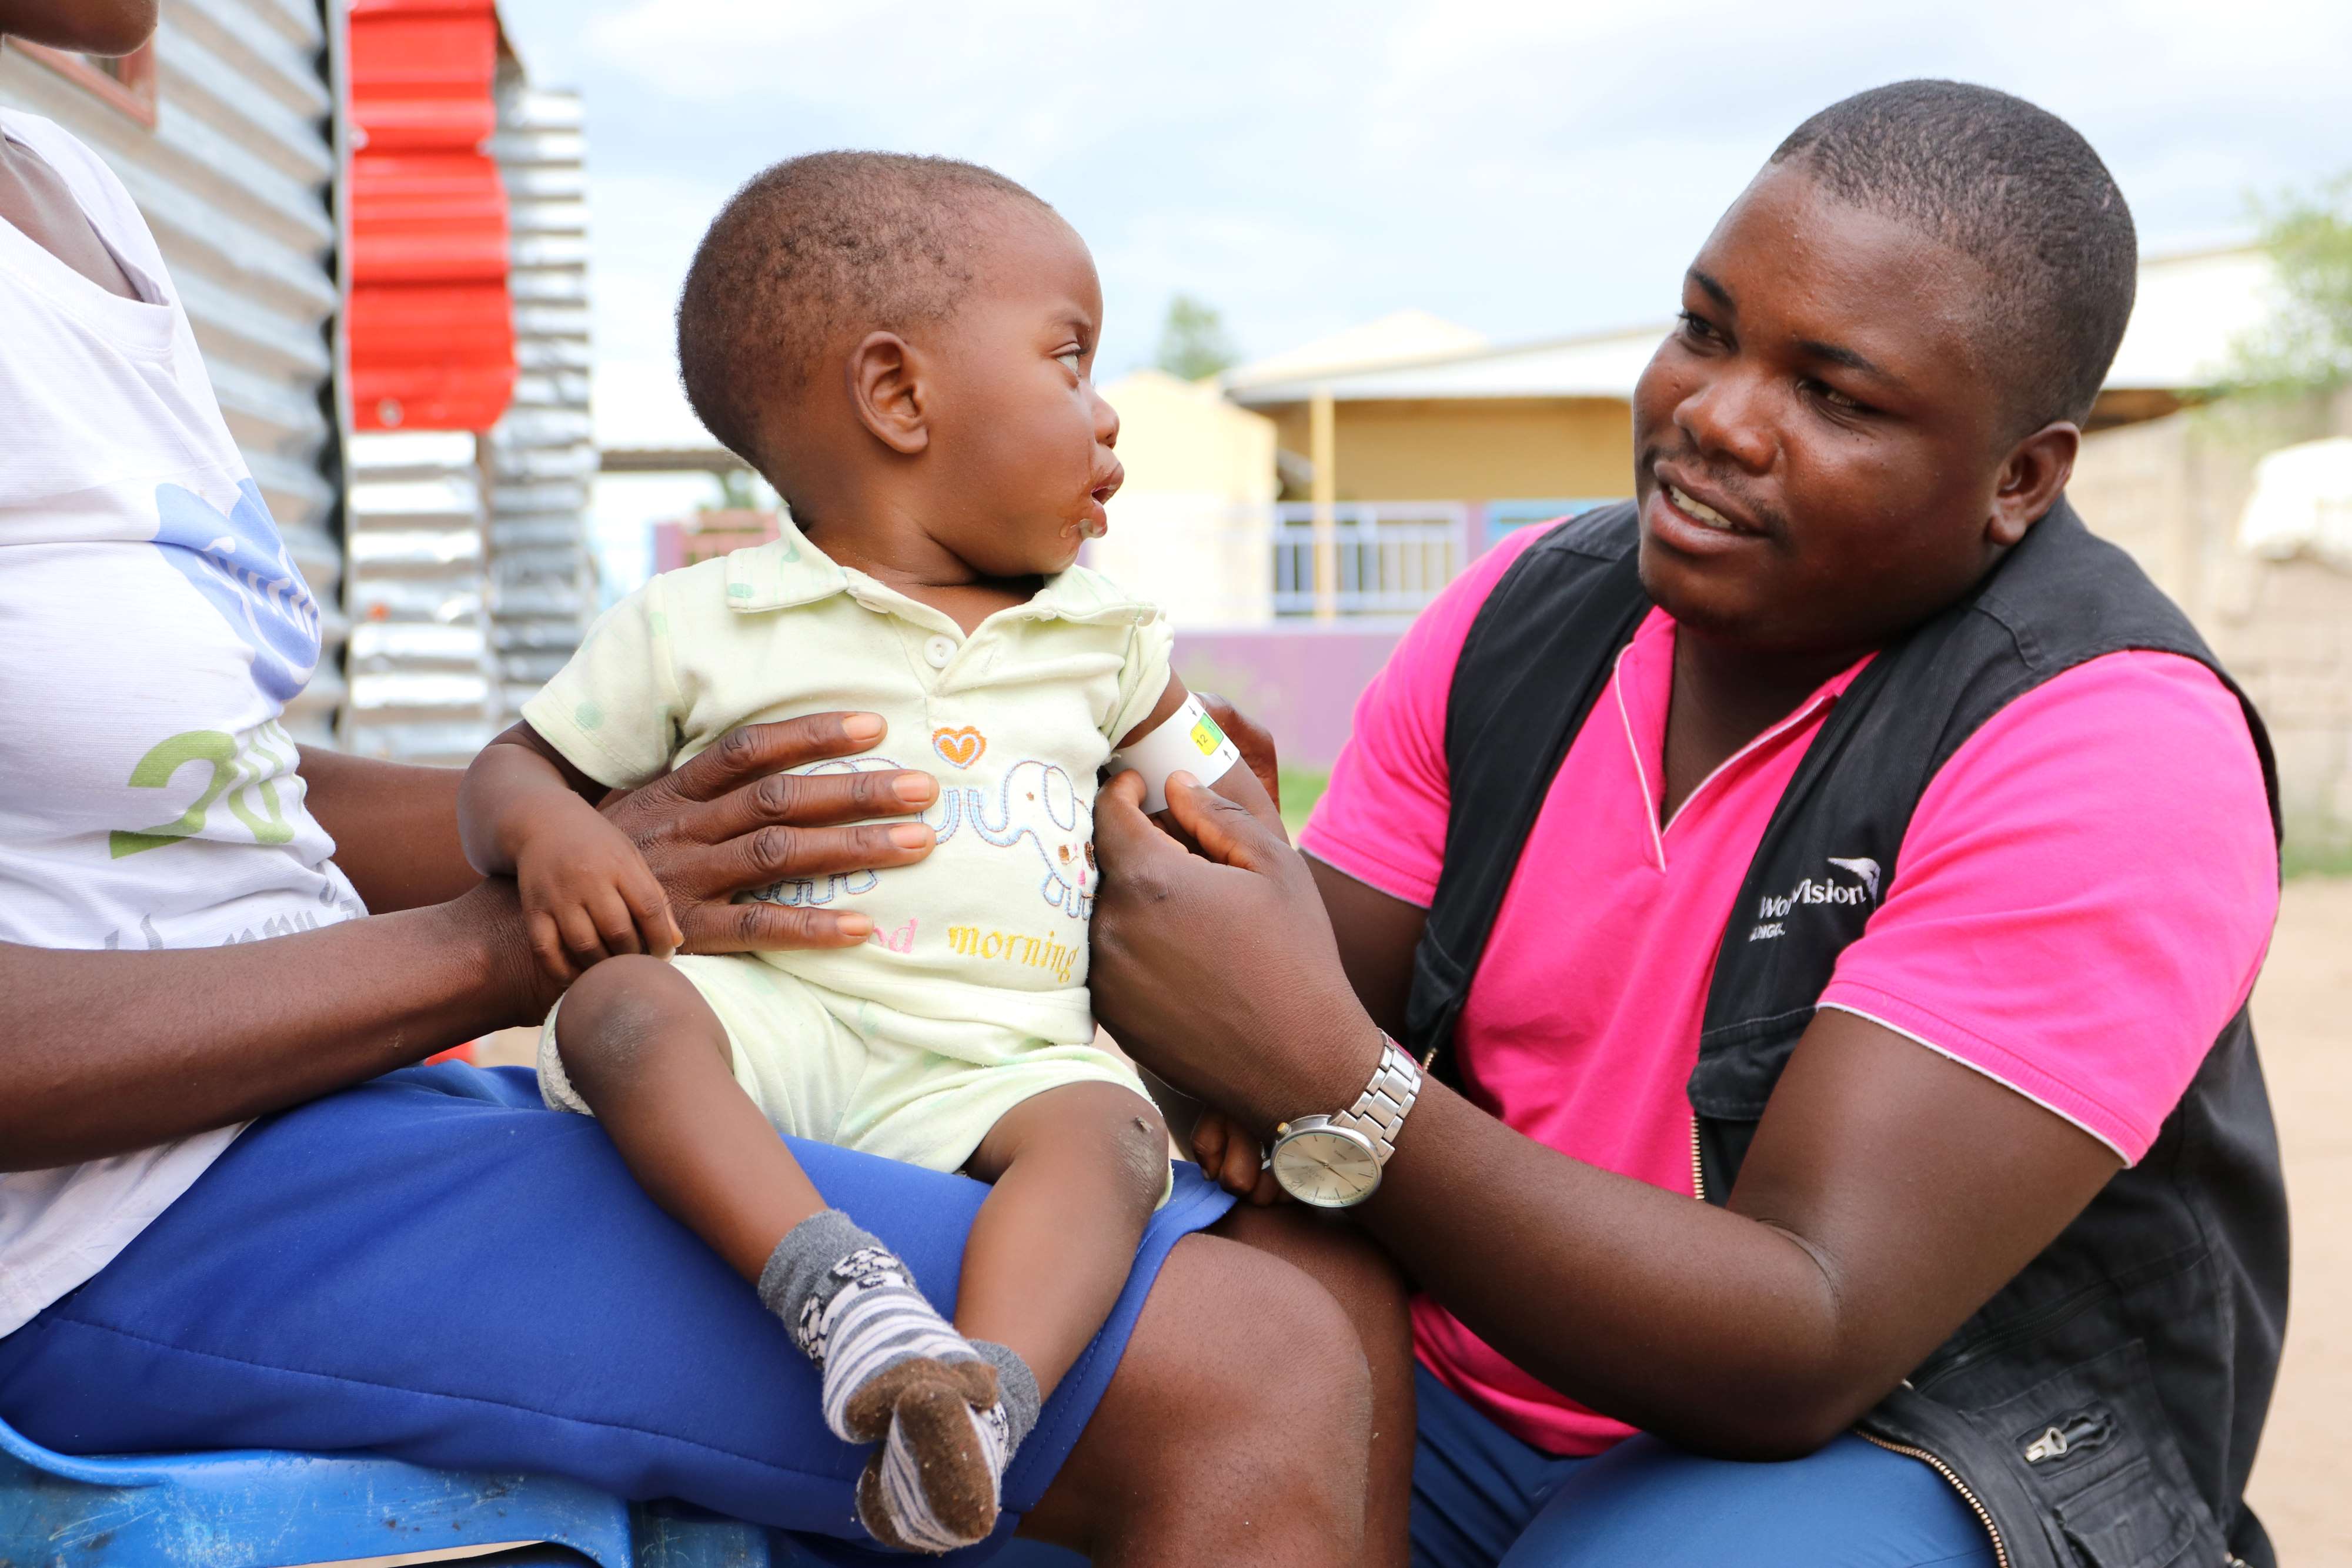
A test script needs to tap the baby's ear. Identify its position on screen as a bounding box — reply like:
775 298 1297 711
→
847 330 929 454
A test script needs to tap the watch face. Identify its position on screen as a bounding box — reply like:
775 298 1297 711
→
1272 1126 1381 1209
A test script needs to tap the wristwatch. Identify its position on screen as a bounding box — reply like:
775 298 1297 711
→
1268 1035 1422 1209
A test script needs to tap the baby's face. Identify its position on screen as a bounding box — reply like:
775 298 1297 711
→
920 211 1123 579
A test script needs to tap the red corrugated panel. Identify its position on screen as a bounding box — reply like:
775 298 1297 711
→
348 0 515 433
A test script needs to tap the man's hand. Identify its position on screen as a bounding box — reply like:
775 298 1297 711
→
516 814 681 982
599 713 938 954
1103 689 1301 1198
1195 693 1283 821
1090 769 1381 1138
1191 1107 1284 1205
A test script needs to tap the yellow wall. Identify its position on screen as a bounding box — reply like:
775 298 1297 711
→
1100 369 1278 502
1091 369 1281 626
1264 397 1633 502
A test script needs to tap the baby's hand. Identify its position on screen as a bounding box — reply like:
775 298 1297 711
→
516 814 682 982
1191 1107 1285 1206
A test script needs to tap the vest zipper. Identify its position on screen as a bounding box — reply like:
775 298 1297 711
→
1856 1432 2010 1568
2022 1409 2112 1465
1689 1115 1706 1202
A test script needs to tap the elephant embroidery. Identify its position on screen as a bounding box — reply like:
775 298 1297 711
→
930 759 1094 920
741 755 900 908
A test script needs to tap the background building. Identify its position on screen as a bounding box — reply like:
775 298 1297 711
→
484 75 596 724
1083 369 1277 628
340 0 593 764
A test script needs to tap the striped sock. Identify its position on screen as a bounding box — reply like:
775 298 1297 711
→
858 1391 1011 1552
854 1341 1039 1553
756 1211 994 1446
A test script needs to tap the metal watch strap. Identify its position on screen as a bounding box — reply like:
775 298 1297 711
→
1330 1035 1421 1166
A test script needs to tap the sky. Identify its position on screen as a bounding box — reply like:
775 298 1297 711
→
488 0 2352 583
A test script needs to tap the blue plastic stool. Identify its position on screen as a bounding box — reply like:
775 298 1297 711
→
0 1412 1096 1567
0 1410 811 1567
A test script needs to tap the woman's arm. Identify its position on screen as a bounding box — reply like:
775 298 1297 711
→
1090 774 2118 1458
297 747 476 913
3 714 940 1171
0 885 536 1171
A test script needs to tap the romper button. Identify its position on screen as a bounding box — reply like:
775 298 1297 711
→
923 634 956 669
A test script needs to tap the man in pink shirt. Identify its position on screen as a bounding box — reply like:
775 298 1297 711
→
1091 80 2284 1568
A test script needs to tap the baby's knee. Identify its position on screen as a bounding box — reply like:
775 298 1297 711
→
552 955 706 1092
992 1082 1169 1208
1084 1086 1171 1211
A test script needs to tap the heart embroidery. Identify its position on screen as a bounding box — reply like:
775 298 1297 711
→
932 727 987 769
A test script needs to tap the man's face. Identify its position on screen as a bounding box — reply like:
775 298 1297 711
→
1631 161 2022 655
921 210 1123 580
0 1 158 54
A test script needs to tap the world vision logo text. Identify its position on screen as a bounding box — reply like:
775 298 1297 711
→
1746 856 1882 942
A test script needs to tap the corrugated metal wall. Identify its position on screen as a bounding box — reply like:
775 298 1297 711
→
342 429 499 763
486 78 594 722
0 0 348 742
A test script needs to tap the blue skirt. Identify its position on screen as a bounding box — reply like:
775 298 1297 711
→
0 1064 1231 1563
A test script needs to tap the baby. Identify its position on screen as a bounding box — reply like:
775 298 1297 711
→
457 152 1259 1552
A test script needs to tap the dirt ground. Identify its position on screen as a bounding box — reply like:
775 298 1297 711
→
451 881 2352 1562
2244 875 2352 1564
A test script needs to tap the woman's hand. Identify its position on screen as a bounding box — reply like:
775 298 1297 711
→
1090 770 1383 1139
601 712 937 954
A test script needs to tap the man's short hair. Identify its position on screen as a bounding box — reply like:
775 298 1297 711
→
1769 80 2137 434
675 151 1053 472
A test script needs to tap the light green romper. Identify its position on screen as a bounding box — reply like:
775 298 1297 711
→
524 519 1171 1178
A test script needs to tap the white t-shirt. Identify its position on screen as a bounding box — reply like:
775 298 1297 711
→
0 111 363 1337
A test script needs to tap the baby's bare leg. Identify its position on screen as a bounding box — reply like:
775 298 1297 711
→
959 1081 1172 1396
841 1082 1167 1552
553 954 824 1278
562 957 1000 1553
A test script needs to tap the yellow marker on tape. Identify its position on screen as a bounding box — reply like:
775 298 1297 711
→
1111 694 1244 813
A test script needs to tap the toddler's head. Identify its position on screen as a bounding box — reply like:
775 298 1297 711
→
676 152 1122 580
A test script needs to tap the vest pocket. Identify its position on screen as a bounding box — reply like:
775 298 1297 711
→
1953 1341 2221 1568
2054 1459 2192 1568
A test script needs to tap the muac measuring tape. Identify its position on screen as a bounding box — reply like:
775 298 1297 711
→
1108 691 1243 813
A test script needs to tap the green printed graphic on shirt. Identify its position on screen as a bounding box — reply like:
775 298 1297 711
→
110 721 300 858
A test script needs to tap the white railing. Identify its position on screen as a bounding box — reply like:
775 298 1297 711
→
1272 501 1469 616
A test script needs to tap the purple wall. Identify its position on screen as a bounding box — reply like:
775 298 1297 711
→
1175 621 1414 773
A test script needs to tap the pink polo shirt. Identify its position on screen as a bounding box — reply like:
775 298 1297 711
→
1298 520 2279 1456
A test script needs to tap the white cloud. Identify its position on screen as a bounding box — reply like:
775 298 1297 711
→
582 0 1140 135
494 0 2352 446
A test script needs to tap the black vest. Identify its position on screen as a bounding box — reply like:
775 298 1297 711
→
1406 500 2287 1568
